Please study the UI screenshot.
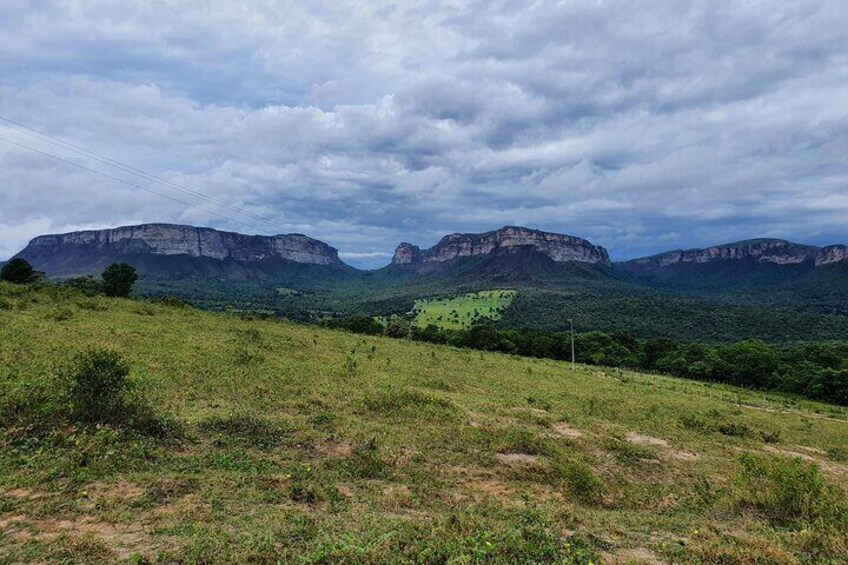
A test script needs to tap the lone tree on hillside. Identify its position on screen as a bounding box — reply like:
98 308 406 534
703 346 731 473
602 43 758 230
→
0 258 39 284
101 263 138 298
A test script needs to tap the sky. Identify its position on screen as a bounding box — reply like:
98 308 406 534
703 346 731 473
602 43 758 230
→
1 1 847 268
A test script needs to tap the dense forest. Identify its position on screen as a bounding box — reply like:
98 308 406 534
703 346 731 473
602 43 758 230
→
499 290 848 343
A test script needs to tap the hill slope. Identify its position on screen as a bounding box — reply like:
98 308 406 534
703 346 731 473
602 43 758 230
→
1 283 847 563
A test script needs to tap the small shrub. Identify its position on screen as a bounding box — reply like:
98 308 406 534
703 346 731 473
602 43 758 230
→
680 414 710 431
67 349 132 424
760 430 781 444
491 428 553 457
237 328 263 344
363 389 455 419
827 447 848 462
64 349 172 436
308 410 335 430
342 351 358 377
46 306 74 321
233 347 265 366
155 295 191 308
552 458 604 505
342 437 388 479
133 303 157 316
65 276 104 296
718 422 753 438
603 437 654 464
200 413 287 449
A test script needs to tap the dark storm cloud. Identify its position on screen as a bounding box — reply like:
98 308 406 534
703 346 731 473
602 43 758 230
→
1 0 847 267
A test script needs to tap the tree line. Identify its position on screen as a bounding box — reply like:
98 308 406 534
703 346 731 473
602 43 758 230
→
1 258 138 297
322 316 848 406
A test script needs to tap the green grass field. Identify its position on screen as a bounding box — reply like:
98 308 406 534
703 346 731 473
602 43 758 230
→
413 290 516 329
1 282 847 563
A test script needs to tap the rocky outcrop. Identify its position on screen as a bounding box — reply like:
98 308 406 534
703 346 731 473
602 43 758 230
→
391 226 610 266
627 239 822 268
391 242 422 265
20 224 344 266
816 245 848 266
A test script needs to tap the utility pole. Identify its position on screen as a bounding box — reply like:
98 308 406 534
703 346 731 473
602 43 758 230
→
569 318 575 367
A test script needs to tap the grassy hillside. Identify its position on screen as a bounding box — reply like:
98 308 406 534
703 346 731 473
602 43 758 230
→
413 290 516 330
1 282 847 563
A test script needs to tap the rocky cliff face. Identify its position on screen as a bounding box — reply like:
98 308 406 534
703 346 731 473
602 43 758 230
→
391 226 610 266
816 245 848 267
627 239 825 269
20 224 344 266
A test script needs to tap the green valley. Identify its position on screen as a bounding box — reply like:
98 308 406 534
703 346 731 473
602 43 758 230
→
413 290 516 329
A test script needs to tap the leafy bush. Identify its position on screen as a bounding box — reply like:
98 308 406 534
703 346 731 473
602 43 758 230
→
1 350 173 441
65 276 104 296
66 349 171 436
67 349 132 423
717 422 753 438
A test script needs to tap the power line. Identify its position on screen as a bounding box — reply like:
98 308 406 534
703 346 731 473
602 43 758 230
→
0 134 268 233
0 115 290 233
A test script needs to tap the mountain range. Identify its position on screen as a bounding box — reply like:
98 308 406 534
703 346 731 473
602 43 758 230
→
7 223 848 342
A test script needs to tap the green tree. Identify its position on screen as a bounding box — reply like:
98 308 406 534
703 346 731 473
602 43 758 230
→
716 340 779 389
385 316 412 338
0 258 39 284
101 263 138 297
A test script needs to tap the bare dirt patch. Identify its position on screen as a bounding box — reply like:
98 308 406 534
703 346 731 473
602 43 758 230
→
763 445 817 462
2 488 53 501
314 441 353 458
551 422 583 438
626 432 669 447
0 513 166 560
87 481 146 501
495 453 540 465
605 547 668 564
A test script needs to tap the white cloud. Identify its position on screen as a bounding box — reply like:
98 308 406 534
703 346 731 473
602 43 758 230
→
1 0 847 266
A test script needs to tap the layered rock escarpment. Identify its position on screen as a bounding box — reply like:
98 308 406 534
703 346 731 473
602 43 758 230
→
19 224 344 266
391 226 610 266
627 239 823 269
816 245 848 266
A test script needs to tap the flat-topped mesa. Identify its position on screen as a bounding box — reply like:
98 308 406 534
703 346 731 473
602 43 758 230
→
629 239 822 268
817 245 848 266
391 226 610 266
21 224 344 266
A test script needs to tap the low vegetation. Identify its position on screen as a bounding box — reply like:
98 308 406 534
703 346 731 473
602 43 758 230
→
1 281 847 563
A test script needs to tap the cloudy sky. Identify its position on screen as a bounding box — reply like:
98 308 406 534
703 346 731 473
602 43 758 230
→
1 1 847 267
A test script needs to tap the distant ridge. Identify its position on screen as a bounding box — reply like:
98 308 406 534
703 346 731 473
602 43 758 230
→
8 223 846 286
14 223 350 279
390 226 611 267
